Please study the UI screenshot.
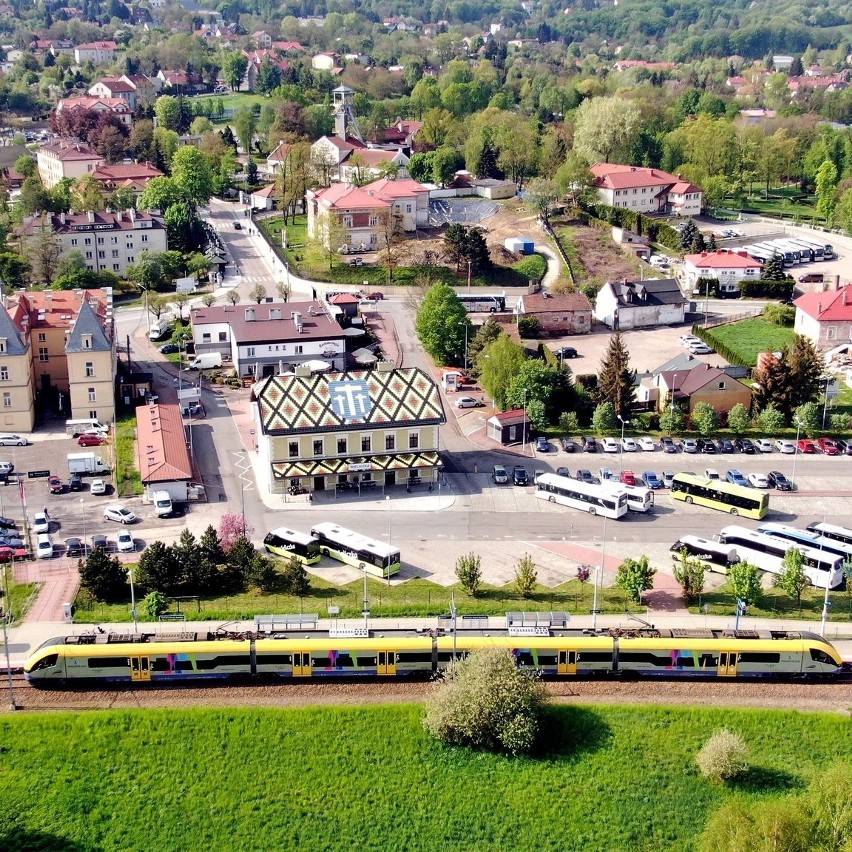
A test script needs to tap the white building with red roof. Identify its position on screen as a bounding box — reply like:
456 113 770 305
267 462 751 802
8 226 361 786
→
37 139 103 188
591 163 703 216
90 162 164 197
794 285 852 351
339 148 410 184
56 95 133 128
74 40 118 65
88 77 138 110
682 250 763 296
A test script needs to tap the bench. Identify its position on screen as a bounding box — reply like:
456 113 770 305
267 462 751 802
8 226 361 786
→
255 614 320 632
359 480 376 490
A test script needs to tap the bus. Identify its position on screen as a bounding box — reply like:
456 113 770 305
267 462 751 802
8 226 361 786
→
716 525 845 589
670 472 769 520
263 527 321 565
754 243 797 266
806 521 852 548
457 292 506 313
618 483 654 513
534 472 629 519
670 535 740 572
310 522 401 578
757 522 852 563
765 241 802 263
789 240 823 262
796 237 834 259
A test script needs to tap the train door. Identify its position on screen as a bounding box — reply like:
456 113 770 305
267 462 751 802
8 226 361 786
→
718 652 738 678
557 650 577 675
292 652 312 677
129 656 151 682
378 651 396 676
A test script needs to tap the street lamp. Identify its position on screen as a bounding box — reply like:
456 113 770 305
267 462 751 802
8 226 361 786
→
466 259 472 291
592 512 608 630
617 414 630 474
791 416 803 490
521 387 528 456
80 497 85 554
362 562 369 630
457 320 469 373
128 568 137 632
818 506 831 637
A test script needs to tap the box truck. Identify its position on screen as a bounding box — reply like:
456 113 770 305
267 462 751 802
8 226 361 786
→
188 352 223 370
67 452 111 475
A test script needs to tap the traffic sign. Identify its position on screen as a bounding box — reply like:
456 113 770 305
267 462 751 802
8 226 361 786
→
27 470 50 479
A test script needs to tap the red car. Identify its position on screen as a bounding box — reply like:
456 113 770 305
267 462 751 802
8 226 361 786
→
48 475 63 494
620 470 638 486
817 437 839 455
78 433 106 447
367 292 384 301
797 439 817 454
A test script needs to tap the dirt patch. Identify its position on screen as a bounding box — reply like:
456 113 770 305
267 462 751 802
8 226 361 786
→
552 217 645 287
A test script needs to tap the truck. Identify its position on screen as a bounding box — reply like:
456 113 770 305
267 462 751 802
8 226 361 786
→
188 352 223 370
152 490 173 517
67 452 111 475
148 313 173 341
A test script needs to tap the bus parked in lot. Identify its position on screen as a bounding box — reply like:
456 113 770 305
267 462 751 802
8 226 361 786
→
310 522 401 577
670 472 769 519
457 292 506 313
618 483 654 513
806 521 852 548
757 522 852 563
670 535 740 572
534 473 629 519
263 527 321 565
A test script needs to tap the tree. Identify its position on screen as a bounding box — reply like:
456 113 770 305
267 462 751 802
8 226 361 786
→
218 511 253 553
431 146 459 187
186 252 211 285
679 220 698 250
233 106 257 155
691 402 719 436
573 96 640 163
762 253 786 281
555 151 595 207
524 177 560 222
154 95 181 132
673 549 706 605
246 552 278 592
78 547 127 602
415 283 469 366
786 335 825 412
0 252 30 290
505 360 568 430
598 333 636 420
201 293 216 308
479 333 525 411
455 552 482 596
256 59 282 95
794 400 821 437
728 561 762 607
172 292 190 322
615 555 656 603
276 281 291 303
225 289 240 306
376 209 403 286
222 52 248 90
281 555 311 596
170 147 214 206
138 176 183 214
136 540 181 594
514 553 537 598
70 175 105 213
143 591 168 619
592 401 616 434
28 222 63 285
467 320 502 378
249 283 267 303
816 158 839 224
701 798 811 851
443 224 491 275
774 547 808 607
757 405 786 432
14 155 36 178
695 729 748 782
19 177 52 216
659 402 685 435
726 403 751 435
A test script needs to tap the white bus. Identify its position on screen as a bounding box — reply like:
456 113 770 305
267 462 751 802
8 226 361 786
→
457 292 506 313
310 522 401 578
263 527 321 565
715 525 845 589
65 418 109 437
619 484 654 513
806 521 852 548
757 522 852 564
670 535 740 572
535 473 629 519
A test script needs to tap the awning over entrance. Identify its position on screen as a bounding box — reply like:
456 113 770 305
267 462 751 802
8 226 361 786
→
271 451 441 480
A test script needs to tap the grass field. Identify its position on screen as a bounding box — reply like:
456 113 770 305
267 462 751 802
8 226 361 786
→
5 580 38 624
115 412 142 498
707 318 796 366
2 705 851 851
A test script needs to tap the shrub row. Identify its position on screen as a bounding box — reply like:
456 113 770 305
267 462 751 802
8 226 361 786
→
582 203 682 251
690 324 750 367
739 278 795 298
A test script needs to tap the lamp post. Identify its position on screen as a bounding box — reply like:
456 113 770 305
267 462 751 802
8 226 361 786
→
457 320 468 373
791 417 803 490
466 259 472 292
128 568 137 632
592 512 608 630
617 414 629 474
80 497 85 554
818 506 831 637
362 562 369 630
521 387 528 456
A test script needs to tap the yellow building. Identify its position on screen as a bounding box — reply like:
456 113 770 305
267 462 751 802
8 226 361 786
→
0 304 34 432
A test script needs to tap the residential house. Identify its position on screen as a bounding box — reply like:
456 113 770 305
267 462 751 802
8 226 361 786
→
272 40 305 53
56 95 133 128
17 210 167 276
252 364 445 495
514 292 593 335
655 363 751 415
136 402 193 502
5 289 115 423
120 73 161 103
156 69 206 94
37 139 103 188
0 303 33 432
590 163 703 216
682 250 763 297
311 52 339 72
267 140 293 172
189 301 346 379
252 30 273 48
74 41 118 65
339 148 409 183
88 77 138 110
90 162 165 199
794 285 852 351
249 183 278 211
594 279 688 330
381 118 423 151
310 134 365 183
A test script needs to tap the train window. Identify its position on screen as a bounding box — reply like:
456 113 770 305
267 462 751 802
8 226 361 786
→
536 654 558 666
395 652 432 665
31 653 58 671
618 652 674 666
579 651 615 663
516 652 537 667
676 657 695 667
699 654 717 668
334 654 354 667
87 656 129 668
195 655 250 670
810 649 836 666
353 656 377 667
256 654 292 666
737 652 781 664
312 657 332 667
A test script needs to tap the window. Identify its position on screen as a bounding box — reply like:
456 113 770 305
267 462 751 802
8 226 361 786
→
409 432 419 449
84 238 91 245
218 332 227 342
82 335 91 349
38 347 48 362
361 435 371 452
142 235 148 243
405 204 412 213
827 326 837 340
0 367 7 381
246 347 255 357
89 410 97 419
113 264 120 271
88 387 96 403
37 333 45 342
718 381 725 390
337 438 346 454
85 362 94 377
202 333 211 343
288 441 298 458
70 238 78 246
294 345 303 354
97 237 104 245
385 434 395 451
127 256 134 263
2 393 9 408
112 250 119 258
313 439 323 456
85 251 93 259
110 236 118 244
98 251 105 259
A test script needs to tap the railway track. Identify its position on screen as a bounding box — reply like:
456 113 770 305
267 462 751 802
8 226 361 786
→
3 678 852 714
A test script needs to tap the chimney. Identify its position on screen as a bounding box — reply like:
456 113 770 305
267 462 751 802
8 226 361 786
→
844 290 848 307
245 308 255 321
269 308 281 320
87 210 95 223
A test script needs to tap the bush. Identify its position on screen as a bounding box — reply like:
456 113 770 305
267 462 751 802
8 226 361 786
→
423 646 547 755
514 553 537 598
280 555 311 595
518 316 541 338
695 729 748 782
763 304 795 326
455 552 482 596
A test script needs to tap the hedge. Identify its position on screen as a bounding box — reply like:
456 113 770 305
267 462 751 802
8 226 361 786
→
689 324 750 367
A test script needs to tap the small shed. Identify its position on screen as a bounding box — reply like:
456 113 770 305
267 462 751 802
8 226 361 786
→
328 292 360 318
504 237 535 255
486 409 531 445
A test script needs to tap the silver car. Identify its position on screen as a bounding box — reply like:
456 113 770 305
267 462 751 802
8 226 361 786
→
103 505 137 524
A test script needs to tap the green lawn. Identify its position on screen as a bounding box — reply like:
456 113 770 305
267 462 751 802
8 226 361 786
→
705 318 796 366
736 186 822 222
115 412 142 498
2 705 851 851
192 92 267 115
4 580 38 625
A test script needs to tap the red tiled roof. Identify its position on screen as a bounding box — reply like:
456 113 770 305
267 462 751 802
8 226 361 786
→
251 184 277 198
58 96 131 113
591 162 685 190
519 292 592 313
365 177 428 198
92 78 135 93
794 286 852 321
8 288 110 332
91 163 163 181
313 184 391 210
190 301 345 344
324 135 365 151
38 139 102 162
76 41 117 50
136 403 193 483
685 251 762 269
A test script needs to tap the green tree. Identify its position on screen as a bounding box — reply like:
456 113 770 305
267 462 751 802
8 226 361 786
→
757 405 786 432
280 555 311 596
249 283 267 303
126 251 165 292
14 155 36 178
170 147 214 206
246 552 277 592
423 646 547 755
479 333 525 410
679 220 698 250
225 289 240 306
431 146 459 187
138 176 183 213
505 360 568 430
514 553 538 599
774 547 808 607
222 52 248 90
598 333 636 420
691 401 719 436
555 151 594 206
154 95 181 131
415 283 469 366
524 177 560 221
615 555 656 604
455 552 482 596
572 95 640 163
137 540 181 594
592 401 616 434
0 251 30 290
143 591 168 619
659 401 685 435
728 561 762 607
726 403 751 435
673 548 705 605
794 400 821 437
78 547 127 602
787 335 825 412
467 319 502 378
815 158 839 223
233 106 257 154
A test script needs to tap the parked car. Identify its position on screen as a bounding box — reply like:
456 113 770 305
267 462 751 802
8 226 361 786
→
512 466 528 486
834 439 852 456
455 396 484 409
89 479 107 495
68 475 82 492
367 292 384 301
556 467 570 478
620 470 638 486
600 437 619 453
599 467 614 481
767 470 793 491
91 534 108 551
680 335 701 347
582 437 598 453
726 469 749 487
0 461 14 474
774 439 796 454
347 257 363 268
33 511 49 534
36 533 53 559
535 436 550 453
64 537 86 557
716 438 734 453
637 436 656 452
233 222 242 230
492 464 509 484
103 505 137 524
621 437 637 452
643 471 663 489
754 439 773 453
0 434 27 446
797 438 817 454
159 343 180 355
660 436 677 453
48 475 63 494
78 433 106 447
734 438 756 454
576 469 595 484
0 517 15 531
704 468 720 480
662 471 675 488
681 438 699 454
688 343 713 355
560 437 578 453
556 346 578 359
747 472 770 488
0 534 23 548
696 438 716 454
116 529 135 553
817 437 840 455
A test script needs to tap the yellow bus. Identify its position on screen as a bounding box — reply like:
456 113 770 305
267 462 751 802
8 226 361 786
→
670 472 769 520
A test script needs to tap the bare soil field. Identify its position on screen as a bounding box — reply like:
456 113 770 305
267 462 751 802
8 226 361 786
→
552 216 646 286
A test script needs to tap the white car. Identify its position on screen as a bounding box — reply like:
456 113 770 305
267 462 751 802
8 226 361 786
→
600 437 619 453
747 472 770 488
774 439 796 454
754 439 773 453
681 439 699 454
116 529 135 553
32 512 49 534
103 505 137 524
704 468 720 480
637 436 656 452
36 533 53 559
455 396 484 409
680 335 701 347
0 434 27 446
90 479 107 495
688 343 713 355
621 437 637 452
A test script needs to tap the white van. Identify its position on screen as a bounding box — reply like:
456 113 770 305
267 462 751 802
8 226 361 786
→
152 490 173 517
65 418 108 437
148 315 173 340
188 352 223 370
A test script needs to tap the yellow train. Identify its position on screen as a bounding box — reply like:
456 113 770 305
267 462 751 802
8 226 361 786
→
23 627 845 686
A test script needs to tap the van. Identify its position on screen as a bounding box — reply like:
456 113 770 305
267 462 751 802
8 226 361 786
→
188 352 223 370
148 316 173 340
152 490 173 517
65 418 108 437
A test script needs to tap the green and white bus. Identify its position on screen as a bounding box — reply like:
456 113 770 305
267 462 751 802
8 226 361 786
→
310 522 401 578
670 472 769 520
263 527 321 565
